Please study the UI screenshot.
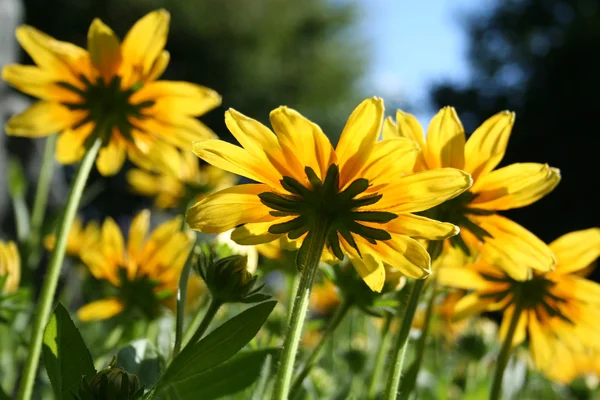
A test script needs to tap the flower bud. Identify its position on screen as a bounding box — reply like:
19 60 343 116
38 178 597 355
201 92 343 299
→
196 253 270 304
76 360 142 400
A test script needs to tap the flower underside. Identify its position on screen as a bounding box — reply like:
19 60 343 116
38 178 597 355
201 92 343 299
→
116 268 170 319
420 191 493 255
480 273 572 324
58 76 154 141
259 164 397 260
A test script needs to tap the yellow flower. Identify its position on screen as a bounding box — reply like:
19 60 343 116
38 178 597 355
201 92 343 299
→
438 228 600 372
186 98 472 291
127 150 236 209
385 108 561 279
77 210 194 321
309 278 341 316
44 216 100 258
0 241 20 294
2 10 221 176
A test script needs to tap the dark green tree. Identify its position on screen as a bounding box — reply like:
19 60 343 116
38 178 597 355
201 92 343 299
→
431 0 600 245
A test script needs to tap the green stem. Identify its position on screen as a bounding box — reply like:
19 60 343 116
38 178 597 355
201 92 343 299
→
289 298 353 398
383 278 426 400
399 278 439 399
184 297 222 351
251 353 274 400
172 233 200 359
17 138 102 400
367 312 393 400
27 135 57 268
272 219 330 400
489 305 522 400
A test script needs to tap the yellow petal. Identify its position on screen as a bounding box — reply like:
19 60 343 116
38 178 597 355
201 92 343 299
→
2 64 82 103
463 111 515 181
102 217 125 266
269 106 335 180
424 106 465 169
335 97 385 187
555 276 600 304
121 9 170 78
475 215 556 278
373 168 472 213
437 266 489 290
186 184 276 234
127 210 150 263
384 213 459 240
225 108 302 182
128 136 180 177
498 305 527 347
192 139 282 188
352 234 431 280
231 221 284 245
134 116 216 150
138 216 182 266
357 137 420 190
87 18 122 81
96 134 126 176
5 101 83 137
77 297 124 321
81 249 120 286
132 81 222 117
126 169 161 196
55 122 94 164
147 50 170 82
549 228 600 274
15 25 87 78
383 110 427 171
528 310 553 368
0 241 20 293
452 293 494 321
471 163 561 210
347 252 386 293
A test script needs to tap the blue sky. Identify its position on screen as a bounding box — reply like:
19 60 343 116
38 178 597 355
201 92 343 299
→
354 0 492 121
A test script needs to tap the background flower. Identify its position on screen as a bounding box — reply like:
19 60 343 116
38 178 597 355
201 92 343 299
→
2 9 221 176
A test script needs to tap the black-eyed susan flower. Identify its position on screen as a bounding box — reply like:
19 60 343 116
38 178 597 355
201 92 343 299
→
438 228 600 373
44 216 100 259
186 98 473 292
77 210 194 321
0 241 20 294
127 151 236 209
385 108 561 279
2 10 221 176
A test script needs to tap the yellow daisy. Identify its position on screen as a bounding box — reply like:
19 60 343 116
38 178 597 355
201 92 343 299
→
309 278 341 316
2 10 221 176
438 228 600 372
44 216 100 258
127 150 236 209
0 241 20 294
77 210 194 321
186 98 473 291
385 108 561 279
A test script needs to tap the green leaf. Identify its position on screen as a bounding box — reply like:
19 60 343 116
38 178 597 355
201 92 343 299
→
116 339 165 390
156 300 276 392
42 303 96 400
162 349 277 400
